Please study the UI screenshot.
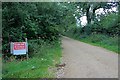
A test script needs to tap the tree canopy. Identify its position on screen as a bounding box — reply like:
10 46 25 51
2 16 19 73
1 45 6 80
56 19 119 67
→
2 2 119 54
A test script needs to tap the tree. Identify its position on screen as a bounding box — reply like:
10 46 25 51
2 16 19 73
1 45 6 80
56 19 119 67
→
74 2 119 34
2 2 70 54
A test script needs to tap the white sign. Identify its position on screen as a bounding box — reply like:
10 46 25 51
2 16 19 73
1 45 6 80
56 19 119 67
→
11 42 28 55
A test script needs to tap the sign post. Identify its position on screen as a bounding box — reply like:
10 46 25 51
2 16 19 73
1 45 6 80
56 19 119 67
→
25 38 29 60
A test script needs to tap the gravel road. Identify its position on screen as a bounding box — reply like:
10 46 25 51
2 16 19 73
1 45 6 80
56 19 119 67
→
61 36 118 78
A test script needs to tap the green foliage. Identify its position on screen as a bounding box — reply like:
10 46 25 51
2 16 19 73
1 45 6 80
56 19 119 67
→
2 2 68 55
3 40 62 78
86 34 107 43
64 12 119 53
100 13 118 29
80 34 118 53
91 13 119 36
65 31 118 53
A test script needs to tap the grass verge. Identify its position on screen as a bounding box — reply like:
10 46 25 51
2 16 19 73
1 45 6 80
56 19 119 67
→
65 33 118 53
3 40 62 78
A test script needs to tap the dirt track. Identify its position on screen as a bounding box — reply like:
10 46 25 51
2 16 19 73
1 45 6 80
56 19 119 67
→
61 36 118 78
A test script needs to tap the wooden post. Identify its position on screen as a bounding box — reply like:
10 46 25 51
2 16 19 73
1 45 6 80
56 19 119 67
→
25 38 29 60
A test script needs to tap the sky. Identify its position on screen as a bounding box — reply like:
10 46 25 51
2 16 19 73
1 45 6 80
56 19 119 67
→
80 16 87 26
79 6 118 27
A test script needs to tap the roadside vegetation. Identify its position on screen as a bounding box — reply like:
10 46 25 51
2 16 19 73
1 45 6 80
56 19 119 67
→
3 40 62 78
65 32 118 53
64 3 119 54
2 2 120 78
2 2 65 78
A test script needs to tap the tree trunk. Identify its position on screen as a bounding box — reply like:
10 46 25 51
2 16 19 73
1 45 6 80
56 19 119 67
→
84 5 91 35
86 5 91 25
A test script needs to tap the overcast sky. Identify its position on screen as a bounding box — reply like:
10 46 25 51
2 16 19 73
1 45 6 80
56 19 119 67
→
79 7 118 27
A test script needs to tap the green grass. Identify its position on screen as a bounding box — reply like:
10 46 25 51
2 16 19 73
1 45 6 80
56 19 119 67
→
80 38 118 53
65 33 118 53
3 40 62 78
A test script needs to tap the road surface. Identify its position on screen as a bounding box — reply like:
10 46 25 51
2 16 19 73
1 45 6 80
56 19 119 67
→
61 36 118 78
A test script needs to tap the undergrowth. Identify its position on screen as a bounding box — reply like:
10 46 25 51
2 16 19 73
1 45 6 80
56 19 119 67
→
3 39 62 78
64 32 118 53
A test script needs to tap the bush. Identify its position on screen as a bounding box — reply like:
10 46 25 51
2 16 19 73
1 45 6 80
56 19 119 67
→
88 34 108 43
2 2 66 55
